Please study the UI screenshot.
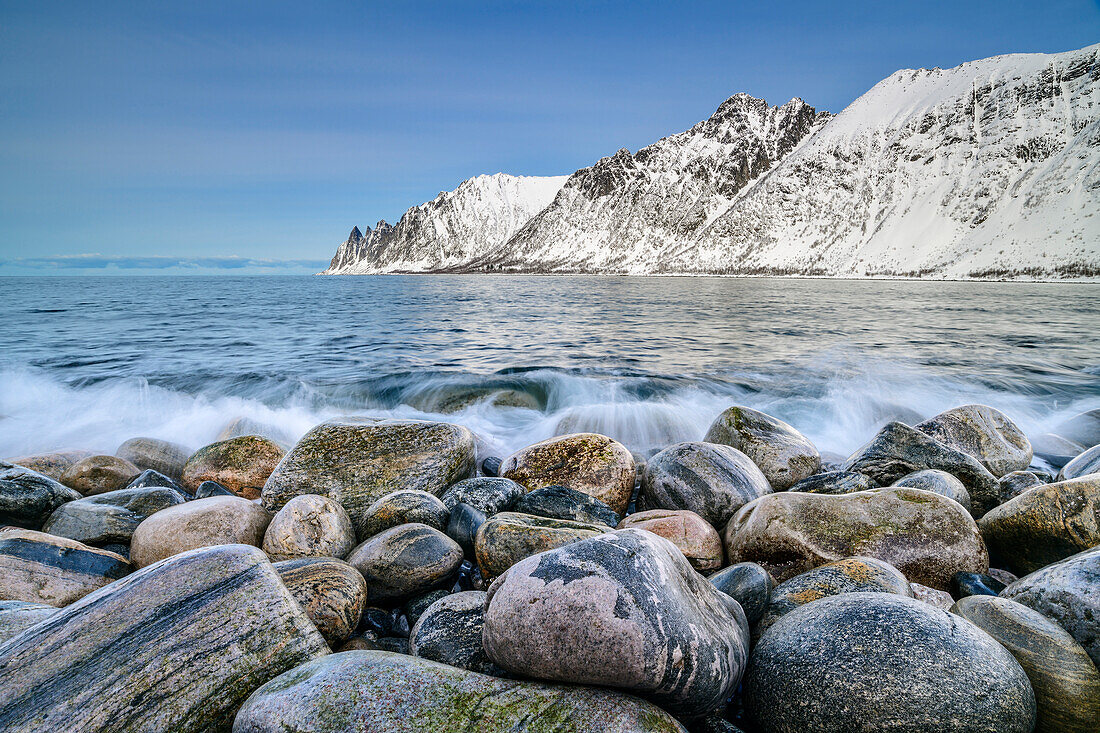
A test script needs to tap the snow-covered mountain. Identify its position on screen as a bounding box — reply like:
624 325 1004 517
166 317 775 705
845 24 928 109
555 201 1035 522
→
323 173 567 274
324 44 1100 279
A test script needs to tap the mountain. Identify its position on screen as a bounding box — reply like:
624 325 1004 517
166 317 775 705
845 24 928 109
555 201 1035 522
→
324 44 1100 279
323 173 567 274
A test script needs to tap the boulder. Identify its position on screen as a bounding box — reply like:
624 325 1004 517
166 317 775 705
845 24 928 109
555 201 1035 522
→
124 469 183 492
978 474 1100 575
618 509 724 572
195 480 234 498
788 470 874 495
482 529 749 719
743 593 1036 733
723 487 987 590
261 494 356 561
513 484 620 527
41 486 188 546
359 489 449 538
115 437 191 479
440 476 523 515
909 582 954 609
842 421 1001 516
0 461 82 530
409 590 502 675
0 601 55 644
5 450 94 480
755 556 913 636
181 436 284 499
952 595 1100 733
346 523 464 603
704 406 820 490
0 544 328 732
640 442 772 529
999 470 1044 502
216 416 293 445
1001 546 1100 668
274 558 366 647
916 404 1033 477
59 455 140 496
892 468 972 513
0 528 130 607
261 418 475 537
708 562 773 624
232 650 687 733
1059 443 1100 481
500 433 635 514
1032 433 1087 469
474 511 609 580
129 495 272 568
403 589 451 627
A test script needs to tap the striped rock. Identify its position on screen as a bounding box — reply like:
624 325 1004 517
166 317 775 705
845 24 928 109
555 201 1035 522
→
640 442 772 529
129 495 272 568
274 557 366 647
233 651 687 733
261 418 476 537
346 523 464 603
501 433 635 515
0 544 328 732
60 455 140 496
483 529 749 719
262 494 356 561
0 461 82 530
5 451 94 481
181 436 285 499
115 437 192 480
0 601 55 643
0 528 131 607
474 511 609 580
41 486 188 545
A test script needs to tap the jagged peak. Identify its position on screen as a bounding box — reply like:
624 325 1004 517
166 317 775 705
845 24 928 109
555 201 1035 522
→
347 226 363 242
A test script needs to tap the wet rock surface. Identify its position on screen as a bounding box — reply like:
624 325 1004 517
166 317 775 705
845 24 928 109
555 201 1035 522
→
440 476 523 515
474 511 609 579
501 432 635 515
787 470 874 494
514 484 620 526
1059 443 1100 481
708 561 773 624
704 405 821 490
0 461 82 530
346 523 464 603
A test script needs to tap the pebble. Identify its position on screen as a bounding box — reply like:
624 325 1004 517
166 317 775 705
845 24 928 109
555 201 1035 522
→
445 502 486 556
403 589 451 626
951 570 1006 599
261 493 356 561
194 480 234 498
909 581 955 609
129 495 272 568
181 435 285 498
124 468 184 492
704 405 821 489
998 470 1044 502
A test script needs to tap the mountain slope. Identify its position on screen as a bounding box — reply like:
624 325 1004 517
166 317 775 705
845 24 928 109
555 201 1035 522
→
323 173 567 274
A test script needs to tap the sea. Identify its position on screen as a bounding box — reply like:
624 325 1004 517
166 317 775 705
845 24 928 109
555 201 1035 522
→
1 275 1098 465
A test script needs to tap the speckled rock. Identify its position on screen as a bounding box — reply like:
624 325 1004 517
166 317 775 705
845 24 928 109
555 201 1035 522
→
952 571 1006 599
618 509 724 572
1059 443 1100 481
232 650 687 733
408 590 502 675
1054 409 1100 450
0 601 55 644
0 544 328 733
704 406 820 490
909 582 955 609
0 528 131 607
261 494 356 561
403 589 451 626
115 437 192 480
916 404 1033 478
60 455 140 496
194 480 234 498
708 562 773 624
999 470 1044 502
274 557 366 647
744 593 1036 733
756 556 913 636
1001 546 1100 668
892 468 972 514
482 529 749 718
5 450 94 481
500 433 635 515
842 421 1001 516
261 418 475 537
129 495 272 568
640 442 772 529
479 455 503 477
952 595 1100 733
359 489 449 538
0 461 82 530
440 476 523 515
788 470 874 495
346 523 464 603
723 487 987 590
474 511 609 580
41 486 188 545
514 484 620 526
978 474 1100 575
181 435 284 499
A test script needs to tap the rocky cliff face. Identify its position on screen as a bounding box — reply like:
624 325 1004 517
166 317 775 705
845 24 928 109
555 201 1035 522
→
325 44 1100 279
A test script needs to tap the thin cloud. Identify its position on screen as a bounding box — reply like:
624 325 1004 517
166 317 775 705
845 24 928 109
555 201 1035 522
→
0 254 330 271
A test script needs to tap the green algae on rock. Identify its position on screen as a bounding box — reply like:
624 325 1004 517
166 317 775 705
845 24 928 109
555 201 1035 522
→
704 405 821 490
181 435 285 499
474 511 609 579
501 432 635 515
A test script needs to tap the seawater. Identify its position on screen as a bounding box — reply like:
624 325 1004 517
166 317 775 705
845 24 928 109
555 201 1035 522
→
1 275 1097 463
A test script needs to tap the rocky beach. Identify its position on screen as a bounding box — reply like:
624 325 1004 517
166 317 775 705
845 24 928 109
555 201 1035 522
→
1 401 1098 732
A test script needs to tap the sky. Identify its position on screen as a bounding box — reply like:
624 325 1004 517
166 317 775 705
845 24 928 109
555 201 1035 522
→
1 1 1098 275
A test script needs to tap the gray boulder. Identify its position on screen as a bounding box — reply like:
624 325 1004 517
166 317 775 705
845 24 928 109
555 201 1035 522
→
704 406 820 490
892 468 972 514
1059 443 1100 481
409 590 502 675
440 477 524 515
115 437 192 480
346 523 464 603
916 404 1032 477
359 489 449 538
41 486 187 545
0 461 82 530
788 470 874 495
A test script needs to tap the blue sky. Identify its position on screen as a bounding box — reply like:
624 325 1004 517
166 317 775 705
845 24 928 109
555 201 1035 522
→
2 1 1098 275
